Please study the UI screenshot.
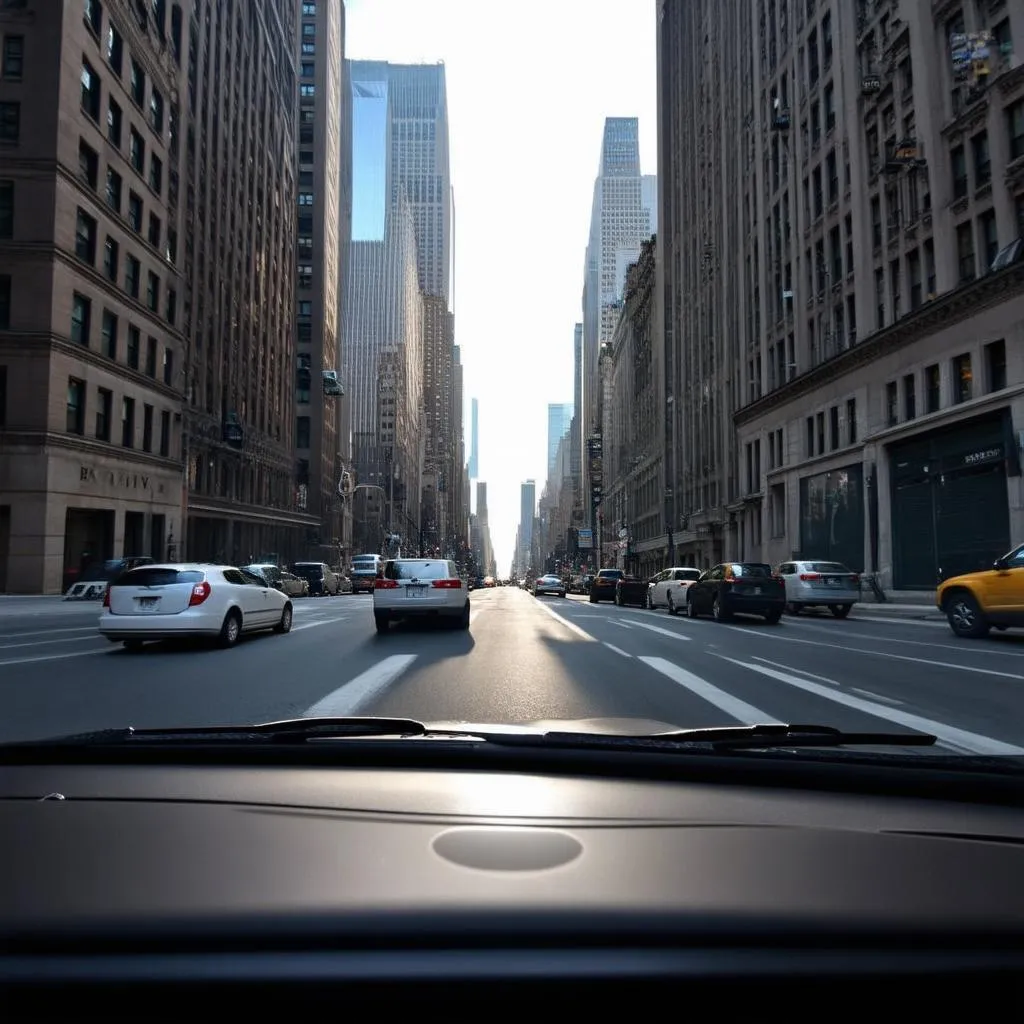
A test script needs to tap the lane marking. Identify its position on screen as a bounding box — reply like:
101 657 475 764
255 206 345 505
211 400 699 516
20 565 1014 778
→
609 620 633 629
0 626 99 640
0 648 110 667
304 655 418 716
624 620 693 642
639 657 781 725
603 642 632 658
0 633 114 651
535 601 597 642
716 624 1024 681
716 655 1024 756
292 616 349 633
788 620 1024 657
851 687 904 706
751 655 840 687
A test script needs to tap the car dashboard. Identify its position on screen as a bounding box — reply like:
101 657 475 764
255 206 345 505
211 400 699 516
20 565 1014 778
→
2 749 1023 1016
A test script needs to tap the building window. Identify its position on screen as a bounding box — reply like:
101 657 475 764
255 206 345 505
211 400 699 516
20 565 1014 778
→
95 387 112 440
142 403 153 452
81 61 101 121
0 101 19 142
107 98 122 146
79 140 99 188
952 353 972 404
100 308 117 358
297 263 312 288
162 347 173 385
129 128 144 173
103 235 118 280
296 416 311 448
84 0 102 34
105 167 121 211
149 88 163 132
971 131 990 188
126 324 140 369
2 35 24 79
130 58 145 106
925 363 941 413
146 271 159 311
298 191 314 206
829 405 840 450
148 211 160 247
300 84 315 98
67 378 86 434
302 1 316 13
956 221 975 283
0 275 9 329
1008 99 1024 162
149 154 162 194
951 145 967 198
71 292 91 345
985 340 1006 393
885 381 898 427
128 190 142 231
106 24 122 75
125 254 140 297
165 288 176 325
846 397 857 444
805 416 814 458
902 374 916 420
978 209 998 270
75 208 97 262
159 409 170 456
146 335 157 376
0 180 12 238
121 396 135 447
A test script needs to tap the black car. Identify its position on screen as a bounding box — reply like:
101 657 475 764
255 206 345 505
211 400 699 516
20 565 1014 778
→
614 575 648 607
588 568 624 603
685 562 785 623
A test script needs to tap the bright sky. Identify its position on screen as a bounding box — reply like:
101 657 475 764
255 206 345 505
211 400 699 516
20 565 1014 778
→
345 0 657 575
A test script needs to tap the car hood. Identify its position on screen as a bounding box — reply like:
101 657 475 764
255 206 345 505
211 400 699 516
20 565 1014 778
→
423 716 683 737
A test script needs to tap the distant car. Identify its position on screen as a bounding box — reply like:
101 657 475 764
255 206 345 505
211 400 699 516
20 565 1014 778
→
533 574 566 597
589 569 624 603
614 575 648 607
373 558 470 633
685 563 785 624
99 563 293 649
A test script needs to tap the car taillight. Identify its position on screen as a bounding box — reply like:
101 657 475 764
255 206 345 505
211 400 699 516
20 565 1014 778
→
799 572 821 581
374 578 399 589
189 581 211 606
851 574 861 584
772 574 784 583
432 579 463 589
102 586 110 608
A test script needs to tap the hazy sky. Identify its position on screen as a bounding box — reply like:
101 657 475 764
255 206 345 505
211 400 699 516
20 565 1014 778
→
346 0 657 574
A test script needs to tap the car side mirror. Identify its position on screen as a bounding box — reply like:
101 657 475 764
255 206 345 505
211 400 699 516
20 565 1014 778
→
993 557 1009 571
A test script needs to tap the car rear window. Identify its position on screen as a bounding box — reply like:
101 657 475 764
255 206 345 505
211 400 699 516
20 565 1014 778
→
114 568 204 586
385 560 449 580
597 569 623 578
730 563 772 578
806 562 852 574
292 564 324 577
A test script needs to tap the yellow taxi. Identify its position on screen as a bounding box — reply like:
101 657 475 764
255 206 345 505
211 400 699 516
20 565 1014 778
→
936 543 1024 638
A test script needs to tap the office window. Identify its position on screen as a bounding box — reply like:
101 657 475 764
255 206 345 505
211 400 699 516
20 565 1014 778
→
80 61 101 121
121 396 135 447
985 339 1006 393
296 416 311 448
106 25 123 75
142 403 153 452
148 211 160 247
130 58 144 106
71 292 91 345
846 398 857 444
78 139 98 188
925 363 941 413
149 88 163 132
885 381 898 426
146 335 157 376
128 190 142 231
105 167 122 211
0 181 12 238
107 98 122 146
129 128 144 172
84 0 102 34
149 154 162 194
126 324 140 369
75 208 97 262
829 405 840 450
2 35 23 79
159 409 170 457
902 375 916 420
146 270 159 311
952 353 972 404
162 347 173 385
67 378 86 434
125 254 140 297
0 101 19 142
95 387 112 440
100 308 117 358
103 235 118 280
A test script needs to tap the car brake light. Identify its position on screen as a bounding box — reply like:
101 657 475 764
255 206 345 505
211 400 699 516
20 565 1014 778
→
799 572 821 581
102 586 110 608
432 579 463 589
189 581 211 606
851 574 860 584
374 578 399 589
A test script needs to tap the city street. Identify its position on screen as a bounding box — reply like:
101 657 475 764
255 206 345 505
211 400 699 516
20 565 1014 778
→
3 588 1024 756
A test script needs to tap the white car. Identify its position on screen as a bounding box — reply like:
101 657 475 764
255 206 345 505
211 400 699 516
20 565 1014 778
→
647 566 703 612
533 574 566 597
99 563 293 650
372 558 469 632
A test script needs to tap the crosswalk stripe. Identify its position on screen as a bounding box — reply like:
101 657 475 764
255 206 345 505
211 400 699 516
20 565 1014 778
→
639 656 780 724
304 654 418 717
716 655 1024 756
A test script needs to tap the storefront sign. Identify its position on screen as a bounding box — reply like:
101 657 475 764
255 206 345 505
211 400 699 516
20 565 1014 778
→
962 446 1003 466
79 465 163 494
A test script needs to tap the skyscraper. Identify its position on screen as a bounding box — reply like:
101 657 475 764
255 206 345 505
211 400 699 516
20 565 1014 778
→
295 0 349 559
467 396 479 479
547 403 573 474
518 479 536 572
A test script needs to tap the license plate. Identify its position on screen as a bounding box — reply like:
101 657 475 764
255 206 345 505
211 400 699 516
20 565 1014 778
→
826 577 841 586
406 588 427 599
138 597 158 608
753 587 761 595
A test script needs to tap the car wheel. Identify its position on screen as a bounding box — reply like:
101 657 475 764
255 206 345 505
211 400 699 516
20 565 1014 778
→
457 602 470 630
667 593 677 616
218 609 242 648
764 609 783 625
274 603 293 633
944 590 990 638
830 603 851 619
374 612 390 633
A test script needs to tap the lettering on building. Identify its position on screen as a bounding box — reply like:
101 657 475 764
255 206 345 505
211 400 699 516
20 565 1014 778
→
79 466 165 495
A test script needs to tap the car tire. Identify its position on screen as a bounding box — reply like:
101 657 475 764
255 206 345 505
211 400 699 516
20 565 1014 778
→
374 612 390 633
218 609 242 648
764 609 783 625
274 603 293 634
457 603 470 630
830 603 851 619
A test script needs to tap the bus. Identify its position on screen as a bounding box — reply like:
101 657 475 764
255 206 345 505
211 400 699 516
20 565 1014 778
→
350 553 383 594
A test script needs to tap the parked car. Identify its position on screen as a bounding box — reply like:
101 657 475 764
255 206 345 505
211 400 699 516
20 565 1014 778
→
589 569 623 603
292 561 342 596
776 560 861 618
614 575 648 607
533 574 566 597
647 567 702 613
685 563 785 624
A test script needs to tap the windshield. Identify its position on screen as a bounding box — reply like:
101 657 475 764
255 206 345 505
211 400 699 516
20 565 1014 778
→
3 0 1023 778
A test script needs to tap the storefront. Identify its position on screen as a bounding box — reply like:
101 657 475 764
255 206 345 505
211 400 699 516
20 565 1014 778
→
0 445 185 594
888 411 1015 589
798 463 866 572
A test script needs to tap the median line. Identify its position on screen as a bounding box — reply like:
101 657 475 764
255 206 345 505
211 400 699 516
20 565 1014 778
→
535 601 597 642
304 654 418 716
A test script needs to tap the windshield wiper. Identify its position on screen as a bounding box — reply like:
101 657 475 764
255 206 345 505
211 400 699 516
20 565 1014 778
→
24 717 431 745
522 723 938 751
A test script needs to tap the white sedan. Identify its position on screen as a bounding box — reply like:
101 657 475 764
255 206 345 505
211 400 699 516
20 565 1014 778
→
372 558 469 632
99 563 293 650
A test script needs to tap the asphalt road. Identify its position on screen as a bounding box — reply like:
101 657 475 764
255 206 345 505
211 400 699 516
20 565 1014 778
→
2 589 1024 757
